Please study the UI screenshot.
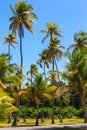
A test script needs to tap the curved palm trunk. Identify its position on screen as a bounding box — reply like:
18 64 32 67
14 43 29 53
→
36 104 39 126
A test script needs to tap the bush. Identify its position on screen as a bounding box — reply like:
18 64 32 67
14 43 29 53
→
19 106 84 119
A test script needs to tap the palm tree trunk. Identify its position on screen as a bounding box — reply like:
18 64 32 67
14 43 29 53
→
59 102 63 123
55 59 60 84
8 43 10 65
12 112 18 127
7 43 11 124
80 92 87 123
44 63 46 79
20 35 23 74
36 104 39 126
51 52 55 124
51 92 55 124
41 99 45 122
7 113 12 123
12 35 23 127
12 89 20 127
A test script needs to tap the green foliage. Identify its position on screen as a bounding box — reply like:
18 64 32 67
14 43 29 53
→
19 105 84 119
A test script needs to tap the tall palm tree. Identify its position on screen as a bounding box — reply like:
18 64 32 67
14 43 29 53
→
20 73 51 126
40 22 63 124
9 2 37 125
3 33 17 64
68 31 87 54
9 1 38 74
64 50 87 123
48 37 64 124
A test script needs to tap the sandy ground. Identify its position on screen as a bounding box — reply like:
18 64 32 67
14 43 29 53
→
0 124 87 130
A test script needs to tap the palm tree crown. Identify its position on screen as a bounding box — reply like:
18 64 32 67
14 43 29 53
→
9 2 38 37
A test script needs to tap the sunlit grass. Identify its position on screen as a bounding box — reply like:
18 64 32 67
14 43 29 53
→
0 118 84 127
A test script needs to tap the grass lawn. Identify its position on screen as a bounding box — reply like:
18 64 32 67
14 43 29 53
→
0 118 84 127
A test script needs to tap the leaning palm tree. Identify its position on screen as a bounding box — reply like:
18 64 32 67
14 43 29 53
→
3 33 17 64
20 73 51 126
9 1 38 74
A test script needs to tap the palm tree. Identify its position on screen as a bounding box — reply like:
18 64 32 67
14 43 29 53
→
0 81 18 120
68 31 87 54
9 1 38 74
37 49 50 122
6 74 22 126
56 83 69 122
40 22 63 124
48 37 64 124
20 73 51 126
3 33 17 64
3 34 17 123
64 50 87 123
37 49 50 79
40 22 63 43
9 2 37 125
27 64 38 83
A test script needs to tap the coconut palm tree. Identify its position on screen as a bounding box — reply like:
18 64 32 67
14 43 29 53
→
9 1 38 74
41 22 63 124
37 49 50 79
64 50 87 123
3 33 17 64
40 22 63 43
20 73 51 126
48 37 64 124
68 31 87 54
37 49 50 122
9 2 37 125
56 83 69 122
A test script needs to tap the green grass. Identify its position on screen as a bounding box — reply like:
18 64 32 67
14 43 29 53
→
0 118 84 127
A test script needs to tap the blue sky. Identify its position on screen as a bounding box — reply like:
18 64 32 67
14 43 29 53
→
0 0 87 75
